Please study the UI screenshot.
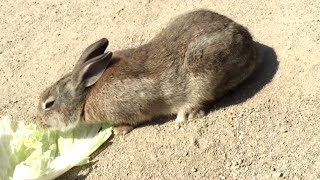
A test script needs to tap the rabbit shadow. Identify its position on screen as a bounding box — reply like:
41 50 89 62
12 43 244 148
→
143 42 279 126
211 42 278 109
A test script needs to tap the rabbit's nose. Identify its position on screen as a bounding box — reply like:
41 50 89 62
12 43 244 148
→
31 115 50 129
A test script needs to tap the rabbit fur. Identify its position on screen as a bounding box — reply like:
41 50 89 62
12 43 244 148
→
37 10 257 134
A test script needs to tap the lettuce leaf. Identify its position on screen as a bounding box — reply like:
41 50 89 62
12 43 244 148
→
0 115 112 180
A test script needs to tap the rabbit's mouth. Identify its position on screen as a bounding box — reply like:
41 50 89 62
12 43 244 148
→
33 116 50 129
35 109 80 131
61 121 79 131
42 119 79 131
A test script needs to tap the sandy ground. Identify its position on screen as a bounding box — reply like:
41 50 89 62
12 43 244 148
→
1 0 320 179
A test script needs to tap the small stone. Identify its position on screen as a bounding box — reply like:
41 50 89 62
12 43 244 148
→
219 175 226 179
274 172 284 177
279 173 284 177
193 138 200 148
245 166 249 171
191 167 197 172
287 46 292 50
203 167 206 171
154 125 161 131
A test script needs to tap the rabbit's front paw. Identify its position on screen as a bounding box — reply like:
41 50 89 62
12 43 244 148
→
175 105 205 124
187 109 205 120
113 125 134 135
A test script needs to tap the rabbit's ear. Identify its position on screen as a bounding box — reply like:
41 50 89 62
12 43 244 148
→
72 52 113 88
75 38 109 68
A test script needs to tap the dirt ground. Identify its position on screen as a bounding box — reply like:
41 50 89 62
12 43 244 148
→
1 0 320 179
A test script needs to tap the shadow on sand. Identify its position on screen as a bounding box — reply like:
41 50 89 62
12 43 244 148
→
211 42 279 109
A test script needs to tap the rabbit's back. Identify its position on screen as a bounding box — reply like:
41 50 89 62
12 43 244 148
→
84 10 257 127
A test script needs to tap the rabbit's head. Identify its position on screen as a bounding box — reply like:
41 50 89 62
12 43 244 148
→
37 38 112 130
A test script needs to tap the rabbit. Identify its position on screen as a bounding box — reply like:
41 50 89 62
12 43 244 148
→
37 9 257 135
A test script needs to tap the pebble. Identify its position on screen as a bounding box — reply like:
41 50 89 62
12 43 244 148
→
274 172 284 177
191 167 197 172
245 166 249 171
203 167 206 171
154 125 161 131
193 138 200 148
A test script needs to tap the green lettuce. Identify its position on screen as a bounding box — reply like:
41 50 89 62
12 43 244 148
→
0 115 112 180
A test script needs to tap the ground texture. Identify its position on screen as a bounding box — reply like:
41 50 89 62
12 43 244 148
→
0 0 320 179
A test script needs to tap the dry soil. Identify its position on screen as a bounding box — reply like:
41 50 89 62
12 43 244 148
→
0 0 319 179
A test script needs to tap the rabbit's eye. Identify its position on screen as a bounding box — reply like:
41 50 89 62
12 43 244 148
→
45 100 54 109
44 96 55 110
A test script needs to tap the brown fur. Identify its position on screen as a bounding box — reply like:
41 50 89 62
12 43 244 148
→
37 10 257 134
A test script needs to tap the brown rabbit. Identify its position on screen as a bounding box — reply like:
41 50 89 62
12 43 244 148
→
37 10 257 135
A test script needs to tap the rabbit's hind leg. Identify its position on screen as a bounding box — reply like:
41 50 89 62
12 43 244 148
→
175 103 206 124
